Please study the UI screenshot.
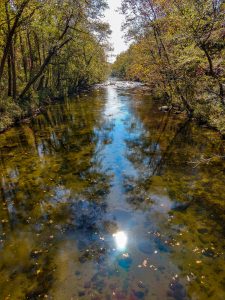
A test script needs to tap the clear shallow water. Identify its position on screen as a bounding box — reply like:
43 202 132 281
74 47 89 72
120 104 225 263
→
0 82 225 300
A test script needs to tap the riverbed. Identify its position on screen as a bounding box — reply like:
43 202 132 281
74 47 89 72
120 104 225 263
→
0 81 225 299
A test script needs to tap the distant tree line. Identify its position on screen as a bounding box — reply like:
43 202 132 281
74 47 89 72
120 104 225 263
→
112 0 225 134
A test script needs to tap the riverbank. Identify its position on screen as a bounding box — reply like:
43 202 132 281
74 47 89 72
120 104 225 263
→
1 80 224 141
104 79 225 138
0 86 94 134
0 81 140 134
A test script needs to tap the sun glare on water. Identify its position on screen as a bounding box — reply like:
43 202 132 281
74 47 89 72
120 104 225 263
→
113 231 128 250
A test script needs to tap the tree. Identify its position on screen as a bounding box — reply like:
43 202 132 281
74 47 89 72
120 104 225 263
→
114 0 225 132
0 0 110 131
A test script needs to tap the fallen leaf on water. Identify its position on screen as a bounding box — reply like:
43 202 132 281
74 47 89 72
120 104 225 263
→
196 260 202 264
142 260 147 267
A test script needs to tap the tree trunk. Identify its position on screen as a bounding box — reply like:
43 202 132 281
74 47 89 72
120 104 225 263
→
7 53 12 97
201 44 225 106
27 30 34 79
19 32 28 82
11 38 17 99
18 38 72 100
0 0 30 82
33 32 42 66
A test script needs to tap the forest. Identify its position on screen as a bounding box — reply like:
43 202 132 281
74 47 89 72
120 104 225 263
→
0 0 110 132
0 1 225 299
112 0 225 134
1 0 225 135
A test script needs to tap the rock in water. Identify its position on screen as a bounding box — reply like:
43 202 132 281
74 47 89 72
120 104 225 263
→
154 237 171 253
159 106 170 112
167 281 187 300
171 201 192 212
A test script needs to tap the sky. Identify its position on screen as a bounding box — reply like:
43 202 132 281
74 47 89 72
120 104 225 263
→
104 0 129 62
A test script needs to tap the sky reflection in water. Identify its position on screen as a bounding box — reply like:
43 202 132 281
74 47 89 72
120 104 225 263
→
0 81 225 299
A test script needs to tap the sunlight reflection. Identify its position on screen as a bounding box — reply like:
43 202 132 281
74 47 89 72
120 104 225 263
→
113 231 128 251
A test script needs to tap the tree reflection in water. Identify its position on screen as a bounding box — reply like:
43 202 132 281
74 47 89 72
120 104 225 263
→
0 83 225 299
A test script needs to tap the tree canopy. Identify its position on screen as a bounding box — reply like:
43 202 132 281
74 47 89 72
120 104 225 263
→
112 0 225 133
0 0 110 131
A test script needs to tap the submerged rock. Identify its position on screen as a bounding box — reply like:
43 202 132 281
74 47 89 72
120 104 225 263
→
71 200 105 229
159 105 171 112
167 281 188 300
202 249 215 258
171 201 192 212
78 291 85 297
197 228 209 234
137 281 147 289
154 237 171 253
132 290 145 299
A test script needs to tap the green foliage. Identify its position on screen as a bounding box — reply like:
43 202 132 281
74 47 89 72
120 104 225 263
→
0 0 110 131
0 97 22 131
115 0 225 133
111 50 133 79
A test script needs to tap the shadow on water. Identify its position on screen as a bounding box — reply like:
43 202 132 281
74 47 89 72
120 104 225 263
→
0 81 225 299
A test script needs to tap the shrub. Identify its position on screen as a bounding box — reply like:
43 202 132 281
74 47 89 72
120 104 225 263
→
0 97 22 131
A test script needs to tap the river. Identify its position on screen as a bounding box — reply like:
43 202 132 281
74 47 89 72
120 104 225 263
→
0 81 225 300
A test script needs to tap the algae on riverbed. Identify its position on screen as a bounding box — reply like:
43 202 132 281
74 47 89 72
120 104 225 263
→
0 83 225 299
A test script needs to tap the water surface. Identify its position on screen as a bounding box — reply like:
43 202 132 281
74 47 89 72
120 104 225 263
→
0 81 225 300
